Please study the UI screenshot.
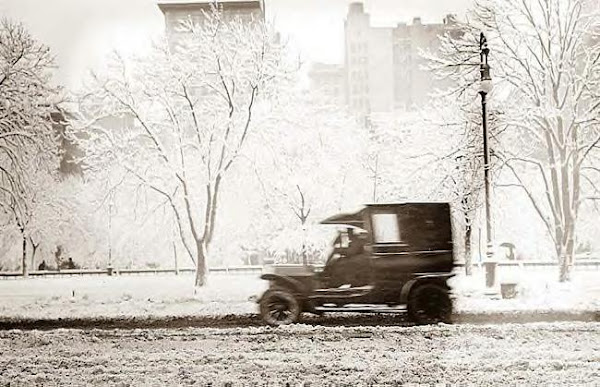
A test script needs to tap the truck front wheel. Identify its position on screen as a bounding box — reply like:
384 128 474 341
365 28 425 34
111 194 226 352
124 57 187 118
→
259 289 301 326
407 283 452 325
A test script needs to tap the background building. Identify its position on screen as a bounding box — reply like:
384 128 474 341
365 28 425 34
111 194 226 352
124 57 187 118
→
158 0 265 46
51 111 83 176
307 63 345 106
157 0 457 115
344 2 457 114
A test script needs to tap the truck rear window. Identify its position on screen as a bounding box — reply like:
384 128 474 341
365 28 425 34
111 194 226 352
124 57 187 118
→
372 213 401 243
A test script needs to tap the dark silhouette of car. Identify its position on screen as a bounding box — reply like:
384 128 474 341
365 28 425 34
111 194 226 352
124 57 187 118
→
257 202 455 325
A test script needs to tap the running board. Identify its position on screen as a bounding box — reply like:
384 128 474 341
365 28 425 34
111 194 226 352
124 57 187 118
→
310 286 374 299
314 305 407 313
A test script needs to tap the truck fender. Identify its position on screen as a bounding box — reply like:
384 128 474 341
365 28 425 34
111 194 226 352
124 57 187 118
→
259 274 308 298
399 274 453 304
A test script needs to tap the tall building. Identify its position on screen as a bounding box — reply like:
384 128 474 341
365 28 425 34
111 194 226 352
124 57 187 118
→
157 0 265 45
344 2 458 113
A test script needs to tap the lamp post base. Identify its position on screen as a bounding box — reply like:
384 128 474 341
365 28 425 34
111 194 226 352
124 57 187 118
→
484 242 496 288
484 261 497 288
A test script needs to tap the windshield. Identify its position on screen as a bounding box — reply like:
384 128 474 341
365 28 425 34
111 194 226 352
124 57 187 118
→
324 226 368 264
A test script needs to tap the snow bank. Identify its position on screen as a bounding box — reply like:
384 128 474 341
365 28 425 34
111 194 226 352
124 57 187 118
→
451 266 600 312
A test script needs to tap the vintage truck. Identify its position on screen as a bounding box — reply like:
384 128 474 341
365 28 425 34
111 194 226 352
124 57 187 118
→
256 202 455 325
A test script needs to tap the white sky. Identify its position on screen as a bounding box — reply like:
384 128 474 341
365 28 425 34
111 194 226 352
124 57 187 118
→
1 0 473 88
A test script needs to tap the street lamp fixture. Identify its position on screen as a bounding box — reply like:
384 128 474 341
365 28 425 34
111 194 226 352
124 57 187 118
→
479 32 496 289
479 78 492 95
479 33 493 94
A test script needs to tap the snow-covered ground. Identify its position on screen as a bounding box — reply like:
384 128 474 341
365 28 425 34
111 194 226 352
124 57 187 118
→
0 266 598 320
0 272 266 320
0 322 598 385
450 266 600 313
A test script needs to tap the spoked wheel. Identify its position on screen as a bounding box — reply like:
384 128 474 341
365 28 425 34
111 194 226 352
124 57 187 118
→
259 289 301 326
407 283 452 325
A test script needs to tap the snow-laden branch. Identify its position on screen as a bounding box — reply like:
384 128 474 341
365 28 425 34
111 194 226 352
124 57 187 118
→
73 8 292 285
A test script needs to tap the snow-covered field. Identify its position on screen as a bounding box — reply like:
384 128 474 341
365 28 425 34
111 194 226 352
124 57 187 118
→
0 322 598 385
449 266 600 313
0 272 266 320
0 267 598 320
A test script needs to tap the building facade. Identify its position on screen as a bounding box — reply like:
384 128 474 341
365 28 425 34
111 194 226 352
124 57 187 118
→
344 2 458 114
307 63 346 106
51 110 83 176
157 0 264 45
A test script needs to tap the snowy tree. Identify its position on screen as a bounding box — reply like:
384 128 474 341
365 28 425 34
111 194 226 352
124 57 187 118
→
79 164 178 270
409 100 485 274
249 90 370 264
74 11 291 286
429 0 600 281
0 18 62 275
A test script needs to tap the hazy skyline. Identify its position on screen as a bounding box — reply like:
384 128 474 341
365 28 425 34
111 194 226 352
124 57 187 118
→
1 0 473 88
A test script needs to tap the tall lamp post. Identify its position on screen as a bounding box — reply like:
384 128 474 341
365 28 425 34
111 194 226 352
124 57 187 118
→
479 32 496 288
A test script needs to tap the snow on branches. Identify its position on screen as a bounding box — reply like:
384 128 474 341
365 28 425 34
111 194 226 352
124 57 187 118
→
0 18 63 274
428 0 600 281
74 10 293 286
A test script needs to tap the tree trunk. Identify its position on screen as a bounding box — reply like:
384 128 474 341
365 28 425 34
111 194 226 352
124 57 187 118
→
565 235 575 281
173 240 179 275
21 234 28 277
464 222 473 276
558 251 569 282
558 224 576 283
30 241 39 270
301 243 308 266
301 222 308 266
194 240 208 287
30 245 35 269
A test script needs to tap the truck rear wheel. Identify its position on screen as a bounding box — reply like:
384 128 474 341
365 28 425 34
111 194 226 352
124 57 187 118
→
259 289 301 326
407 283 452 325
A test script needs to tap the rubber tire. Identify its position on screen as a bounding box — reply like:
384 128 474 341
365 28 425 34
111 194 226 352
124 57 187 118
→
259 289 301 326
407 283 452 325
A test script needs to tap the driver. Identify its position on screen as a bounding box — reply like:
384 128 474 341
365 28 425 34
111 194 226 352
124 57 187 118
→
323 228 370 287
325 228 350 264
347 229 367 256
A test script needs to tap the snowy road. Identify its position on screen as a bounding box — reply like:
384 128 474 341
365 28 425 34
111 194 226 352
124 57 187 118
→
0 322 598 386
0 310 597 331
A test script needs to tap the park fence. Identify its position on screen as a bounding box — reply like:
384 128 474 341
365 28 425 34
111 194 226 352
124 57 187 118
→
0 265 264 279
0 260 598 279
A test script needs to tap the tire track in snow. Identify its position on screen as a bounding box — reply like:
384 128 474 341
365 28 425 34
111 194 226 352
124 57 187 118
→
0 310 597 330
